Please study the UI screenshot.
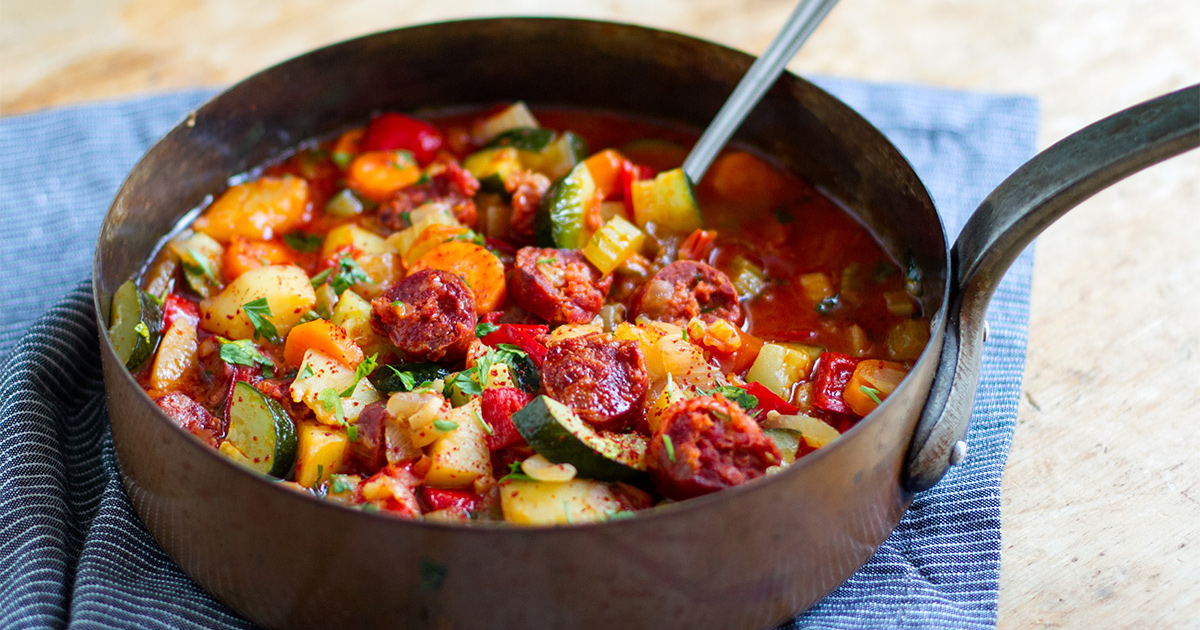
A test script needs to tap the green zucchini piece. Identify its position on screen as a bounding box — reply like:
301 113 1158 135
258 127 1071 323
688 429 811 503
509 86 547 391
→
463 147 524 194
536 161 596 249
534 131 587 180
511 396 646 481
763 428 802 465
368 362 451 394
223 381 298 478
108 280 163 371
485 127 556 152
630 167 703 234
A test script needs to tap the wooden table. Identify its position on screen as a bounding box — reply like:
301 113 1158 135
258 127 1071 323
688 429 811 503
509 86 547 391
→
4 1 1197 626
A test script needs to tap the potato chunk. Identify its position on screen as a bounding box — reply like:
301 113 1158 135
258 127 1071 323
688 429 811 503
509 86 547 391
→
199 264 316 340
193 175 311 243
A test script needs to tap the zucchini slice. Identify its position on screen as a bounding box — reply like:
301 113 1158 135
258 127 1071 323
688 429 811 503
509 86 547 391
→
369 362 451 394
108 279 162 371
463 147 525 193
630 167 703 234
536 161 596 249
511 396 646 481
485 127 556 153
223 381 298 478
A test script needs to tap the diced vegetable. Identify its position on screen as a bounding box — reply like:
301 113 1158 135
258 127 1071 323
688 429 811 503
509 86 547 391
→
463 147 524 193
499 477 627 525
385 203 460 257
512 396 646 481
630 168 702 234
320 223 389 260
424 398 492 489
761 413 841 449
369 362 451 394
811 352 861 415
742 381 799 420
324 189 368 218
290 348 381 425
521 454 577 482
883 290 915 317
797 272 835 303
108 280 162 371
193 175 311 243
887 319 930 361
169 231 224 298
842 359 908 416
148 311 198 392
410 241 507 313
472 102 539 144
763 428 802 465
531 131 587 180
294 420 350 488
485 127 556 153
728 255 767 300
222 237 293 281
537 160 597 249
359 113 444 165
400 224 470 269
481 386 532 451
346 150 422 202
222 381 298 478
330 290 393 360
284 319 364 369
582 215 645 275
746 342 821 398
199 264 316 341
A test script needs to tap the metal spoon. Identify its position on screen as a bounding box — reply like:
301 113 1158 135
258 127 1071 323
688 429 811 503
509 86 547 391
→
681 0 840 183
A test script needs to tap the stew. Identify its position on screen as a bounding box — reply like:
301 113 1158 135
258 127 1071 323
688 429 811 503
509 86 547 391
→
109 103 930 525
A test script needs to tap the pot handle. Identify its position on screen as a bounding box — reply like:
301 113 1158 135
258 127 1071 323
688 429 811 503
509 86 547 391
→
903 84 1199 493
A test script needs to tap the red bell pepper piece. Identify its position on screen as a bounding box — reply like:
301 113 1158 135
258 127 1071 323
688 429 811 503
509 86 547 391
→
618 161 655 217
420 487 483 514
480 323 549 367
359 113 444 165
162 294 199 330
812 352 862 415
742 382 799 420
481 386 533 451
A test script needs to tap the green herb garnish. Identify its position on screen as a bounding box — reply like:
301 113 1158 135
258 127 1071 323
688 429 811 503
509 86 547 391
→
814 294 840 316
184 248 218 283
860 385 884 406
218 338 276 377
339 353 378 396
474 407 493 436
475 322 500 338
283 231 323 253
663 434 676 463
309 268 333 288
433 419 458 432
329 255 371 295
241 298 281 344
500 460 534 482
317 387 346 424
700 385 759 413
297 364 315 380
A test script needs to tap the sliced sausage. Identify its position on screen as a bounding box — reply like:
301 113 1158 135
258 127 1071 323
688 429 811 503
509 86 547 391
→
371 269 477 362
348 401 389 473
540 332 648 430
154 392 222 448
378 158 480 229
509 247 612 325
508 170 551 239
647 395 781 500
629 260 742 327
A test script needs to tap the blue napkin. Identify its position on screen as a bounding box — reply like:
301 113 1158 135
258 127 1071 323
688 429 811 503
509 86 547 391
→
0 81 1038 629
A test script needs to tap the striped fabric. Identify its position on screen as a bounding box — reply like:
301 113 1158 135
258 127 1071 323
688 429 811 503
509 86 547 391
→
0 81 1038 629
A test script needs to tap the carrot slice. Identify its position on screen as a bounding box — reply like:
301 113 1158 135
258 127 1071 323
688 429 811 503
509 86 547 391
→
842 359 908 417
401 224 470 269
284 319 365 369
410 241 506 313
222 237 295 281
346 150 422 202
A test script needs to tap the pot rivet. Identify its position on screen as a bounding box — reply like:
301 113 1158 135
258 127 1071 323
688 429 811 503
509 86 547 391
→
982 322 990 343
950 440 968 465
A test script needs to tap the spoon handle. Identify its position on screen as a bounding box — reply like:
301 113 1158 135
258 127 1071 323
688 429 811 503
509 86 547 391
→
681 0 840 183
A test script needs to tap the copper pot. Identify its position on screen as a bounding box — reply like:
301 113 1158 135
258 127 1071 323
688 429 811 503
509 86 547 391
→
92 18 1199 629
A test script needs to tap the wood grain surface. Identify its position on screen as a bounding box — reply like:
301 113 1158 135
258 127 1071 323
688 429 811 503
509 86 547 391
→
2 1 1197 627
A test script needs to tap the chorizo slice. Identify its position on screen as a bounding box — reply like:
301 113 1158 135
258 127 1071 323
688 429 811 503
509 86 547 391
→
371 268 477 362
540 333 648 431
629 260 742 326
154 392 222 448
377 158 480 229
647 395 781 500
509 247 612 325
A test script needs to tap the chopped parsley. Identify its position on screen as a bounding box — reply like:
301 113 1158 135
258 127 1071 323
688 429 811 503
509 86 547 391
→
329 256 371 295
309 268 333 288
183 248 218 283
218 338 276 377
317 387 346 427
283 231 323 253
663 434 676 463
329 476 356 494
814 294 840 316
500 460 534 482
432 419 458 432
475 322 500 338
339 353 378 396
860 385 884 406
536 257 555 265
134 321 150 343
386 365 417 391
298 309 321 323
297 364 315 380
700 385 759 413
241 298 281 344
473 407 493 436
